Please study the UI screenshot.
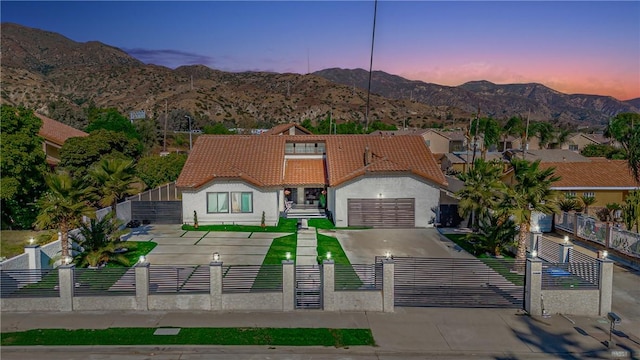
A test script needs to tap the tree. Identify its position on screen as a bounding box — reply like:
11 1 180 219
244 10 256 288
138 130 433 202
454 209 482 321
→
606 113 640 182
503 159 560 261
502 116 525 151
70 213 129 268
134 118 161 155
89 158 141 217
580 144 626 159
456 159 506 230
470 117 501 157
579 195 596 216
59 129 142 178
466 213 518 256
203 122 233 134
529 121 555 149
0 105 47 229
35 172 96 258
558 196 582 212
136 153 187 189
622 190 640 232
86 108 140 140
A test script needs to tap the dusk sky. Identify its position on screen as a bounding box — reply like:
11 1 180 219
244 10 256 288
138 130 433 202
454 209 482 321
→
2 1 639 100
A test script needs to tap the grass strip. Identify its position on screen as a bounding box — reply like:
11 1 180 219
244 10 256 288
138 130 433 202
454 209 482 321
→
1 327 375 347
107 241 157 268
182 218 298 233
316 232 363 289
251 233 297 291
307 219 371 230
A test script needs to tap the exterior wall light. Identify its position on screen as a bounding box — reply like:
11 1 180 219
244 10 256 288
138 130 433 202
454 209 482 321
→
212 252 220 262
285 252 291 260
385 251 392 259
533 225 540 232
531 250 538 258
602 250 608 259
326 252 332 260
138 255 147 264
29 237 35 245
564 235 569 244
64 256 73 265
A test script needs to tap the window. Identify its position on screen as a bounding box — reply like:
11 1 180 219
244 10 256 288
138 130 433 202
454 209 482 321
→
207 192 229 213
583 192 595 198
231 192 253 213
425 140 431 147
569 144 579 151
565 192 576 198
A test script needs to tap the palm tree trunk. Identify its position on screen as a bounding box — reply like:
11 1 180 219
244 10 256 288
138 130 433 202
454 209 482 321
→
61 222 69 258
111 199 118 219
516 222 529 261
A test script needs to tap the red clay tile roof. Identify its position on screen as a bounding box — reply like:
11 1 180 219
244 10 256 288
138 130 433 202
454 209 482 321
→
283 159 327 185
177 134 447 189
262 123 313 136
35 113 88 145
540 160 639 188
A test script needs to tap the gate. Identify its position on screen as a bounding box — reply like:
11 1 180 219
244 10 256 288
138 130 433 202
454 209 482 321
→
380 257 524 308
295 265 322 309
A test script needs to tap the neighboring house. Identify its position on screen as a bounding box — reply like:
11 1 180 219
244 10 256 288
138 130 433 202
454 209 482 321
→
538 159 638 207
504 149 591 163
371 129 475 154
440 151 505 174
500 135 542 151
35 113 88 166
176 134 447 228
561 133 621 152
262 123 313 136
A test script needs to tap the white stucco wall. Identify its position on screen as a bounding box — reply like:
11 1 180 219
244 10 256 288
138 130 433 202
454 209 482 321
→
330 175 441 228
181 181 280 226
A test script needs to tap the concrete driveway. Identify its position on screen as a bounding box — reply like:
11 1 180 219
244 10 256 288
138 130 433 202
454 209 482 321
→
326 228 475 264
124 225 292 265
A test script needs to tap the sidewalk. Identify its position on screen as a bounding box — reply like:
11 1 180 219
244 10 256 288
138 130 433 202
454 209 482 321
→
2 307 638 358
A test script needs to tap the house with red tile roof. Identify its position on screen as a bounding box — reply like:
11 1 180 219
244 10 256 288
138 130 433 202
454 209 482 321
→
262 123 313 136
176 134 447 228
35 113 88 165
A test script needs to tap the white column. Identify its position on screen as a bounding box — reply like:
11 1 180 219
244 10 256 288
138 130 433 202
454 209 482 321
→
58 264 75 312
282 260 295 311
382 259 395 313
25 245 42 270
210 261 222 310
322 260 335 311
524 258 543 316
135 262 150 310
278 190 285 213
598 258 614 316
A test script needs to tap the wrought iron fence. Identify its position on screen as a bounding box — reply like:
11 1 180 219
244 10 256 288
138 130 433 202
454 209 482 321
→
335 263 382 291
149 265 210 294
222 265 282 293
537 236 562 263
541 262 599 290
555 212 574 233
0 269 60 298
73 267 136 296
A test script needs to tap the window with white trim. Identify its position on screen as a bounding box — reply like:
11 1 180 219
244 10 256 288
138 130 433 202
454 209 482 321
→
569 144 578 151
207 192 229 213
583 192 595 198
565 192 576 198
231 192 253 213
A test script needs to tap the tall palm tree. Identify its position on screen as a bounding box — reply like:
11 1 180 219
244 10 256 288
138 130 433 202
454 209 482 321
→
502 116 524 152
89 158 140 218
502 159 560 261
530 122 555 149
70 213 129 268
35 172 96 258
605 113 640 183
456 159 506 230
579 195 596 216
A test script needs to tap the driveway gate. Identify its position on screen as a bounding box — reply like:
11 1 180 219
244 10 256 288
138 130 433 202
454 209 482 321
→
295 265 322 309
379 257 525 308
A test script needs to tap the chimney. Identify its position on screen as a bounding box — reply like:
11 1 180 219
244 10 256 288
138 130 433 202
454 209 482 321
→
364 146 372 166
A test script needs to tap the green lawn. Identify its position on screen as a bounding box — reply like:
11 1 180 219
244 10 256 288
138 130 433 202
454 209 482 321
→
182 218 298 233
316 233 350 264
251 233 297 291
0 230 58 259
107 241 157 267
1 327 375 347
307 218 371 230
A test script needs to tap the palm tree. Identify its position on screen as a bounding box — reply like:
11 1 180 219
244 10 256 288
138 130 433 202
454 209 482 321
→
70 213 129 268
502 159 560 261
466 213 518 256
89 158 140 218
456 159 506 230
580 195 596 216
502 116 525 152
558 196 581 213
530 122 555 149
35 172 96 258
606 113 640 183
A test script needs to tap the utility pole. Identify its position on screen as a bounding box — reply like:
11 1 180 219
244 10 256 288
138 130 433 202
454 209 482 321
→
523 111 530 160
470 106 480 170
163 100 168 152
185 115 192 151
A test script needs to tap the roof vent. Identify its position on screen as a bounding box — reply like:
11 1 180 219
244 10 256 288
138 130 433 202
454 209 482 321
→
364 146 372 166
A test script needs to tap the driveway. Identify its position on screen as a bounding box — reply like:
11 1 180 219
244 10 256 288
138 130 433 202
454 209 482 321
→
326 228 475 264
124 225 292 265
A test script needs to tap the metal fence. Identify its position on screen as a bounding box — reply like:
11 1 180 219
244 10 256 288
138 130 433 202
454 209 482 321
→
128 182 180 202
222 265 282 293
335 264 382 291
74 268 136 296
554 212 574 233
0 269 60 298
537 236 562 263
149 266 210 294
611 227 640 258
541 262 599 290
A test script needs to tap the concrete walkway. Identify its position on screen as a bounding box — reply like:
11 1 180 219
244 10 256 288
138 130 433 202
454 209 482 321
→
296 228 318 265
2 308 638 359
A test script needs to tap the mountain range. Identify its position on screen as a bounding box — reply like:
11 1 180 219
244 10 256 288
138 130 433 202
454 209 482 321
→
1 22 638 130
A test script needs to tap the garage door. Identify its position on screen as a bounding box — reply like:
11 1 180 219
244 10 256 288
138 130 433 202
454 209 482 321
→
347 198 415 228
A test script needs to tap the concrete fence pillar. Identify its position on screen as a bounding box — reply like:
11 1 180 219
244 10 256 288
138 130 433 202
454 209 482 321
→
598 258 614 316
25 245 42 270
529 231 542 253
58 264 75 312
573 213 580 236
524 258 542 316
210 261 222 310
605 223 613 248
382 259 395 313
322 260 335 311
135 262 150 311
282 260 294 311
560 243 573 263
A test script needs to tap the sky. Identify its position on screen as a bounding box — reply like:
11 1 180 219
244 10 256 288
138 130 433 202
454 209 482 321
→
1 1 639 100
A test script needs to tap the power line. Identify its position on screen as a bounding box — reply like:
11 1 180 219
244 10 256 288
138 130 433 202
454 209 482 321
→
364 0 378 132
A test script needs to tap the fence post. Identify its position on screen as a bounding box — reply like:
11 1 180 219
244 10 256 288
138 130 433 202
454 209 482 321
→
25 245 42 270
573 213 580 236
210 261 222 310
605 223 613 249
282 260 294 311
135 262 150 311
597 258 614 316
322 260 335 311
559 238 573 263
58 264 75 312
383 258 395 313
524 258 542 316
529 229 541 253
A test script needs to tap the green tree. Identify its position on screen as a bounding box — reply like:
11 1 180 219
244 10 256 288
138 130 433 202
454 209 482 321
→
70 213 129 268
466 213 518 256
580 144 626 159
606 113 640 182
456 159 506 230
136 153 187 189
502 116 525 151
0 105 47 229
503 159 560 261
35 172 96 258
368 120 397 132
59 129 142 178
622 190 640 232
579 195 596 216
134 118 161 155
89 158 141 218
203 122 232 134
529 121 555 149
470 117 501 158
86 108 140 140
558 195 582 212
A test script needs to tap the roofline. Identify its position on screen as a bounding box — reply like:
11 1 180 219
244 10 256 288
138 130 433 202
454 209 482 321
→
552 187 639 190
